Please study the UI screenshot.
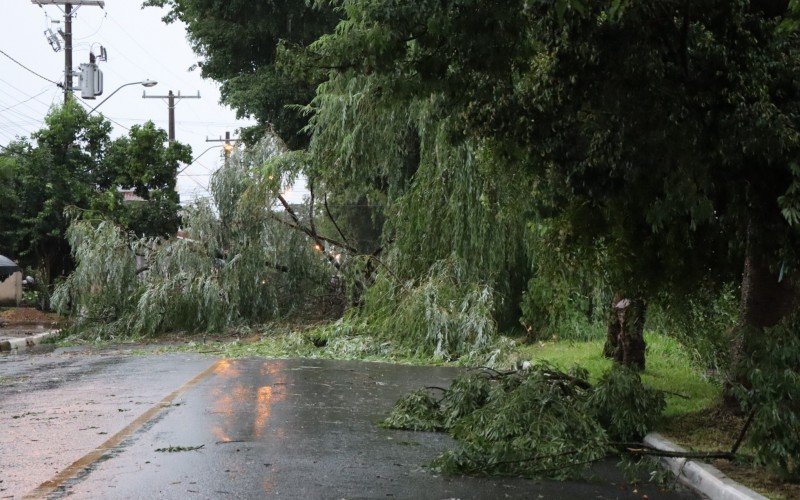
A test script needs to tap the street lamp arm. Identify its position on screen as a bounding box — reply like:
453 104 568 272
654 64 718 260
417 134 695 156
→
178 144 223 175
88 80 157 115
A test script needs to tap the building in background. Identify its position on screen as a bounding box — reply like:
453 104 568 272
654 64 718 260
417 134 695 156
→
0 255 22 306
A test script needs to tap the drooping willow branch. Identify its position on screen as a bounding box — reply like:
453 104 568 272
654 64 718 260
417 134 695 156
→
272 193 399 279
324 193 349 245
276 193 343 270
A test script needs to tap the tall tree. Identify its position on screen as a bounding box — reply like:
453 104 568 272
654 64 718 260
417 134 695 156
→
147 0 800 373
2 100 191 286
294 0 800 368
143 0 339 149
100 121 191 236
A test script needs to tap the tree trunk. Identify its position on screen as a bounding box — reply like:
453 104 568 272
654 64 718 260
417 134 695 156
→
725 252 798 408
604 293 647 370
723 219 800 410
603 293 623 358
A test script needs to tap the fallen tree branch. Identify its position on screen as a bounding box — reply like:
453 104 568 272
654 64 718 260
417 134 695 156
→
612 442 735 461
274 195 357 253
730 408 755 455
324 194 349 245
658 389 690 400
270 200 402 281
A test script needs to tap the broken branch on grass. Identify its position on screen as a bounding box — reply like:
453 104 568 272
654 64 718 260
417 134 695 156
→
730 408 756 455
658 389 690 400
612 442 735 461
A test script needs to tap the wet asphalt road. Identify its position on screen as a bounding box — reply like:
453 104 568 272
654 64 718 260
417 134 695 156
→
0 347 697 499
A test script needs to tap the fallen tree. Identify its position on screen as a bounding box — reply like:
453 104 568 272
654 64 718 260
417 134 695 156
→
382 363 753 480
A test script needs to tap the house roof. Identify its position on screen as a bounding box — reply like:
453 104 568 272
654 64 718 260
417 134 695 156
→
0 255 19 270
0 255 20 281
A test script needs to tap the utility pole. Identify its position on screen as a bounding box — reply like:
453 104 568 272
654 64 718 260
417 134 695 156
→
64 3 71 103
31 1 106 103
142 90 200 142
206 131 240 166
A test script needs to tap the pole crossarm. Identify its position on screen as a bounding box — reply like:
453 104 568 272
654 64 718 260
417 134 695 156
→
33 1 105 103
206 131 241 152
143 90 201 141
31 1 105 6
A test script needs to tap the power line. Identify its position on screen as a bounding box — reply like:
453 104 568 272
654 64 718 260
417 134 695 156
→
0 49 60 86
74 97 130 131
105 15 197 90
0 79 55 114
0 87 53 113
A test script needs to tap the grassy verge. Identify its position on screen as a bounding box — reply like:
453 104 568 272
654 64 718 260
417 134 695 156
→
515 331 720 417
516 331 798 499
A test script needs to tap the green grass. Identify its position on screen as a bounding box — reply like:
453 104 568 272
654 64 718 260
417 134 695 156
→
515 330 721 418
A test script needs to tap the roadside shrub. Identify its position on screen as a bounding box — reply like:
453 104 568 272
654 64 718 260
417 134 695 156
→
735 315 800 481
588 365 666 441
355 259 498 360
649 283 738 373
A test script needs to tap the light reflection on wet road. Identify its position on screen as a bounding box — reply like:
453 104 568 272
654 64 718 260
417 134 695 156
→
0 349 696 499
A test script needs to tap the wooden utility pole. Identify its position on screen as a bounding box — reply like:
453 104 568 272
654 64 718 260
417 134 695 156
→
142 90 201 142
206 131 240 166
63 3 71 103
31 1 106 103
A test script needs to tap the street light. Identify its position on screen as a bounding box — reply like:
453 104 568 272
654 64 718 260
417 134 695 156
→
88 80 158 115
177 144 223 175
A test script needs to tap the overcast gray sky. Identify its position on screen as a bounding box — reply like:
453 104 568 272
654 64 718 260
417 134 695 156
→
0 1 307 204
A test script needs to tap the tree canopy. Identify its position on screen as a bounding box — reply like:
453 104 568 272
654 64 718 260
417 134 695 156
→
143 0 340 148
143 0 800 353
0 100 191 283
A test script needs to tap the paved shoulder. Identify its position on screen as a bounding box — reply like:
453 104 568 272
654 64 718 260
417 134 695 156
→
0 348 216 496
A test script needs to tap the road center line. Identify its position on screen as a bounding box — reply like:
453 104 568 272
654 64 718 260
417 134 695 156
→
24 359 223 499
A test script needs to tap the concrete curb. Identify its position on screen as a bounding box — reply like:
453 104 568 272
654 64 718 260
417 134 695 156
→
644 433 767 500
0 329 60 352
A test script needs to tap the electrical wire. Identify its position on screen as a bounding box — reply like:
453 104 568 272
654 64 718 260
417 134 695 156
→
0 87 53 113
0 49 60 85
0 78 56 114
105 15 197 90
75 12 107 40
73 97 130 131
98 15 209 125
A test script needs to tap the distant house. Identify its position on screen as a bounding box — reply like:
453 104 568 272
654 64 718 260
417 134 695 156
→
0 255 22 306
120 189 146 203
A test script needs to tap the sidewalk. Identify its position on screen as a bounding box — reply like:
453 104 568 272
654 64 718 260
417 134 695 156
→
0 328 60 351
0 307 62 351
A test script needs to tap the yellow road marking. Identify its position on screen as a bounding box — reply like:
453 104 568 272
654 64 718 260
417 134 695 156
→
25 359 223 499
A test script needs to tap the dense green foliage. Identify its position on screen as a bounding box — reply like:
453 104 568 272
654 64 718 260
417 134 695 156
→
0 101 190 286
382 364 665 479
128 0 800 478
143 0 339 148
53 138 330 337
348 259 499 360
733 314 800 480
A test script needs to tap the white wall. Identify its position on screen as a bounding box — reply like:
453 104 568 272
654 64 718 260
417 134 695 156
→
0 272 22 306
